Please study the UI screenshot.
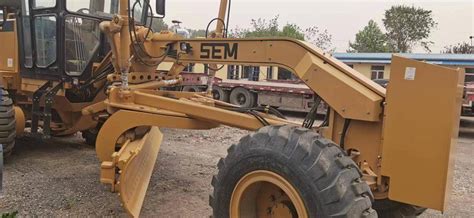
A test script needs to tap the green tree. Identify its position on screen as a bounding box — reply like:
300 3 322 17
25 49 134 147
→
442 42 473 54
148 18 168 32
383 5 437 52
189 29 207 38
229 15 334 52
280 24 305 40
304 26 333 52
240 16 281 38
348 20 391 53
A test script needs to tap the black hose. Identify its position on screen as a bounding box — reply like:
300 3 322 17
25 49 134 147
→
252 106 286 119
340 119 351 149
204 18 226 71
218 105 286 126
303 96 321 129
205 17 226 38
319 108 330 128
246 110 270 126
129 0 170 67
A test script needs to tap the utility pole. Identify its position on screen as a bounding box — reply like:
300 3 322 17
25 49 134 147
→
470 36 473 54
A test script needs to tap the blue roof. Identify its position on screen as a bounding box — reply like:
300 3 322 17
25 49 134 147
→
333 53 474 66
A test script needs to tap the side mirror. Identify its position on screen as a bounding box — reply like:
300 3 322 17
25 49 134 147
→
155 0 165 18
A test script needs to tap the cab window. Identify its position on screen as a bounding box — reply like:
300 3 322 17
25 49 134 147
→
33 0 56 9
34 16 57 67
66 0 147 22
66 0 119 18
130 0 146 22
64 16 101 76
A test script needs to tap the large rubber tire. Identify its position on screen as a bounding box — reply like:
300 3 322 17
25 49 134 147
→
81 122 103 146
82 128 98 146
182 86 203 92
210 125 377 217
373 199 426 218
229 87 257 108
0 88 16 158
212 86 230 102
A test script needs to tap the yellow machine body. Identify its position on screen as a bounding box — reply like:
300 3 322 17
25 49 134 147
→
0 0 464 216
0 18 20 90
86 0 464 214
381 56 463 210
104 127 164 217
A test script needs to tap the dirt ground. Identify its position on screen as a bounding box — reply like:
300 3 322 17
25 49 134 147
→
0 114 473 217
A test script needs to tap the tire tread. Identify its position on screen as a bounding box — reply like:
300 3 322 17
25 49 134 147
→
210 125 375 217
0 88 15 158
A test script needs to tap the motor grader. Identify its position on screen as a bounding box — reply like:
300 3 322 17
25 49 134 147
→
0 0 464 217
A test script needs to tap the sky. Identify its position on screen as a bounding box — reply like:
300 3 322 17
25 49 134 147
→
154 0 473 53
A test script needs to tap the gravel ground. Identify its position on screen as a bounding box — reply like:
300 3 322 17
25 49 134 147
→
0 114 472 217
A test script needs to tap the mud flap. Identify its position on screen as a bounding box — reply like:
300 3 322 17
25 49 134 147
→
100 127 163 217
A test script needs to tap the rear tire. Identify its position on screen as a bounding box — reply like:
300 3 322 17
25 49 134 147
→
82 129 98 146
373 199 426 218
210 125 376 217
229 87 257 108
0 88 16 158
182 86 203 92
81 122 103 146
212 86 229 102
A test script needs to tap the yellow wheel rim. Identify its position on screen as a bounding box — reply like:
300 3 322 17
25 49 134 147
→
230 170 308 218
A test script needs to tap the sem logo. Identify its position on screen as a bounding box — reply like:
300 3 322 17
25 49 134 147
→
200 43 238 60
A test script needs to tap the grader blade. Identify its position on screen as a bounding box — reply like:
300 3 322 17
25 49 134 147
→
101 127 163 217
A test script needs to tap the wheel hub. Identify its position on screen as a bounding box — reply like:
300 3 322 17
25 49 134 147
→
213 91 220 100
230 170 308 218
237 93 246 105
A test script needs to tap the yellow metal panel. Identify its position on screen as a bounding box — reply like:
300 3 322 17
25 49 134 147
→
0 19 19 89
96 109 219 162
0 30 18 72
119 127 163 217
329 112 383 174
299 53 384 121
381 55 463 211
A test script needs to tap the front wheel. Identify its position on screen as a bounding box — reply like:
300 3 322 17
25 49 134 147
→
81 122 103 146
0 88 15 158
210 125 376 217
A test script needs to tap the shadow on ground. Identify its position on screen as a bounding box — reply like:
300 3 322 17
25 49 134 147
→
4 134 92 164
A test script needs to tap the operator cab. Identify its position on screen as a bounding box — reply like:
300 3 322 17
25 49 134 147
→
14 0 149 82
